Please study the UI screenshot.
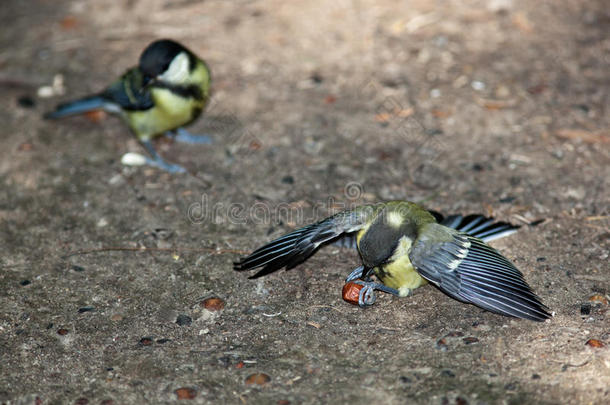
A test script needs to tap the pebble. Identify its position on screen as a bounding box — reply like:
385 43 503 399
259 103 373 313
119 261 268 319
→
57 328 69 336
495 84 511 98
17 95 35 108
455 397 468 405
471 80 486 91
310 72 323 84
121 152 148 167
504 382 517 391
139 337 153 346
499 196 516 203
176 314 192 326
108 174 125 186
440 369 455 378
281 175 294 184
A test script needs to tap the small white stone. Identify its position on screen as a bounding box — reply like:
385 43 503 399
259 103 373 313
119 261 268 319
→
121 152 148 166
37 86 54 98
108 174 125 186
471 80 486 91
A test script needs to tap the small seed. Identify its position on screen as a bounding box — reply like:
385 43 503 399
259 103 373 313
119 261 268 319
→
245 373 271 386
201 297 225 311
342 282 364 305
175 387 197 400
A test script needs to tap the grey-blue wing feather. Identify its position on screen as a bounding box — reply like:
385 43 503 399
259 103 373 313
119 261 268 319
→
409 224 550 321
100 68 154 111
234 208 373 278
44 67 153 119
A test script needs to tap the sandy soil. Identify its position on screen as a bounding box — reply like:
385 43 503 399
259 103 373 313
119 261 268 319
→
1 0 608 403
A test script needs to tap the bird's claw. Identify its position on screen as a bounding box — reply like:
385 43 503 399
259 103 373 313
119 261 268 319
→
141 140 188 173
167 128 213 145
345 265 366 282
358 283 377 307
351 280 401 307
144 157 187 173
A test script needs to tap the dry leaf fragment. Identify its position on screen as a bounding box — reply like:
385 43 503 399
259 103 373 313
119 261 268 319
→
555 129 610 144
585 339 606 348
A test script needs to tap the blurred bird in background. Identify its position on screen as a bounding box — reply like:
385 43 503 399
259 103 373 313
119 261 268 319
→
235 201 551 322
44 39 212 173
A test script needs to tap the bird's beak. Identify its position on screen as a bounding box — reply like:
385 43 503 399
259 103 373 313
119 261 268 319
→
142 75 157 88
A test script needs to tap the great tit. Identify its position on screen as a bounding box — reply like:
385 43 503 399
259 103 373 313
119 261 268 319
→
234 201 551 321
44 39 211 173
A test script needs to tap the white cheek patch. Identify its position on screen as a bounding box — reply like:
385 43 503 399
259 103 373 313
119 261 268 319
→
160 52 190 83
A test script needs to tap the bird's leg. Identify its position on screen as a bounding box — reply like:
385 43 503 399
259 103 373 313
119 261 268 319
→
345 266 401 307
166 127 213 145
141 140 187 173
345 266 367 282
352 281 401 307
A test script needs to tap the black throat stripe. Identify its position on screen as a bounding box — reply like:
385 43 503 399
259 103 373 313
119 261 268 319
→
154 82 204 100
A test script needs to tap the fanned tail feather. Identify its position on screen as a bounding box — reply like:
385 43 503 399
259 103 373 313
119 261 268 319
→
439 214 519 242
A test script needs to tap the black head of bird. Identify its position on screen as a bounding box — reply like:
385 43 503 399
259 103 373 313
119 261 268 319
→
139 39 197 86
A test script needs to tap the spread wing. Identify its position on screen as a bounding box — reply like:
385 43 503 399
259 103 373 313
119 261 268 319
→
234 206 375 278
100 67 154 111
409 223 550 321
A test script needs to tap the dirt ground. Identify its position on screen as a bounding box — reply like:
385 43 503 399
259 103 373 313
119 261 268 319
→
1 0 608 404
